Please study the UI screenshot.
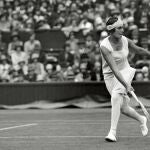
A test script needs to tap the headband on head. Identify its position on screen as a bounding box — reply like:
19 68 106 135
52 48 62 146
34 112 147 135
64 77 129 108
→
106 18 123 31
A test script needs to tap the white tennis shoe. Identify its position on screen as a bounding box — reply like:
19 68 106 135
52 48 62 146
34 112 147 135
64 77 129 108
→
105 132 117 142
140 116 148 136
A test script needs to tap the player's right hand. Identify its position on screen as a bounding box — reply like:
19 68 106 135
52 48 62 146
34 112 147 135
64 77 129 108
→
126 84 134 95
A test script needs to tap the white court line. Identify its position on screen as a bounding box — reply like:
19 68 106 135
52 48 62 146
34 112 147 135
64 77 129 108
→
0 135 149 139
0 120 134 123
0 120 139 125
0 123 38 131
0 122 138 125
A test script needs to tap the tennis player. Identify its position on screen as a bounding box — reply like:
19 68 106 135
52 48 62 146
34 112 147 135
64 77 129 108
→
100 16 150 142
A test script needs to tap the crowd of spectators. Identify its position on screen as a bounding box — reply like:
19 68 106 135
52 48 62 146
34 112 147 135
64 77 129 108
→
0 0 149 83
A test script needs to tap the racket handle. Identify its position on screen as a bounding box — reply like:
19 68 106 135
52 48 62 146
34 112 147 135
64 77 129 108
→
130 91 139 102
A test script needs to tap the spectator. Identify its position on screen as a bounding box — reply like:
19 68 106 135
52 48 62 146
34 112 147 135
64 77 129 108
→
128 0 137 17
0 0 149 82
18 60 28 76
148 34 150 50
0 13 11 32
99 31 108 44
85 34 96 52
24 32 41 58
72 57 80 74
0 55 11 82
63 66 75 81
62 19 80 37
135 72 144 81
46 5 58 28
9 65 25 83
23 19 35 32
66 32 79 55
88 43 102 68
79 13 94 36
94 4 105 35
10 44 28 68
54 10 66 29
10 11 23 31
36 16 51 30
58 43 74 68
44 63 53 82
75 62 90 82
25 64 37 82
122 8 132 30
0 31 7 52
54 64 64 81
135 55 150 69
142 66 150 81
8 32 23 56
34 9 43 23
44 64 64 82
30 53 46 81
74 72 83 82
90 61 102 81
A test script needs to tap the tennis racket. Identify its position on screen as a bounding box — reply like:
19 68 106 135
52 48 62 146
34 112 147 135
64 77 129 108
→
130 91 150 121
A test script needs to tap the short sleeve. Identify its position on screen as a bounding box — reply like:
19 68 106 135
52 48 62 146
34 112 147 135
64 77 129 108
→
122 36 128 50
100 38 113 52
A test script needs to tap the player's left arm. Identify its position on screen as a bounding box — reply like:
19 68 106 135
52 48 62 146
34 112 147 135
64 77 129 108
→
128 38 150 56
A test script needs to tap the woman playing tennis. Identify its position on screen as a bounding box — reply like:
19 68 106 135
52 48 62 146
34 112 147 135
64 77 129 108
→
100 16 150 142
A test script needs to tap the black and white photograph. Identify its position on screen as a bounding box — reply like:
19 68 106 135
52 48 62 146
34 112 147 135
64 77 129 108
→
0 0 149 150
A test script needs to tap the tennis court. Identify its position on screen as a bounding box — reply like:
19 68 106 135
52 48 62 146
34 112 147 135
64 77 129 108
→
0 108 149 150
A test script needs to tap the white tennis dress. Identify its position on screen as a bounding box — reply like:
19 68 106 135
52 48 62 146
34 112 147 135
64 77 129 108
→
100 36 136 95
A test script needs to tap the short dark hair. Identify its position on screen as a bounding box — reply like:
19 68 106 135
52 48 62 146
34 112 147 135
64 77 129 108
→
106 17 118 33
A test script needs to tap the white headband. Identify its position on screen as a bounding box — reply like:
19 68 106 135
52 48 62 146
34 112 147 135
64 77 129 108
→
106 18 123 30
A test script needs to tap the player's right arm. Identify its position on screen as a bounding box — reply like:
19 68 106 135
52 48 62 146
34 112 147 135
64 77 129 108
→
100 46 133 93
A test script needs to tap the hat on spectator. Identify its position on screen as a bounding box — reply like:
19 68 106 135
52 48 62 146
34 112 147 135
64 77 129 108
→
18 60 25 64
12 11 18 15
127 17 134 23
129 25 138 30
108 3 116 10
37 16 45 23
22 14 28 21
111 9 120 15
123 8 130 14
31 53 39 59
101 31 108 38
46 64 53 70
11 32 19 39
142 66 149 73
80 63 87 69
95 17 103 25
26 19 34 24
56 65 61 72
37 75 44 81
1 55 7 60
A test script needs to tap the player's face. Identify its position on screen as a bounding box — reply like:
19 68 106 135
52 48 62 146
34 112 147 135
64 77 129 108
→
114 26 124 38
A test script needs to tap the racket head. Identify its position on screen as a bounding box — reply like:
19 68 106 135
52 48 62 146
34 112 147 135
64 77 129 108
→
131 91 150 121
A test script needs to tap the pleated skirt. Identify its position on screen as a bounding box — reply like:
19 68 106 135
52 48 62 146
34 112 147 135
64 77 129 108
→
104 67 136 96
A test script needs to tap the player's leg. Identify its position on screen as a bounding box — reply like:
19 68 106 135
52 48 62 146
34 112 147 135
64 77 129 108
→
121 94 148 136
105 91 123 142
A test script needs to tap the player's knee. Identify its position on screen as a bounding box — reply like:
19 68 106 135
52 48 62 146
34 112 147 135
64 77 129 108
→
111 92 123 106
121 105 129 114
